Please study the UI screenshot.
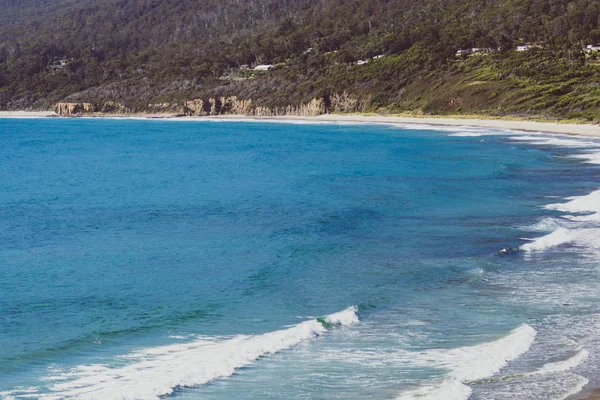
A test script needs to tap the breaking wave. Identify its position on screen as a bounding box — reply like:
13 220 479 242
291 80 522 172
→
28 307 358 400
529 349 589 376
396 324 536 400
511 132 600 255
521 228 574 252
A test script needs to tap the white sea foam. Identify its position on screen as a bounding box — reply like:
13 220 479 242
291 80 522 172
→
0 387 38 400
448 132 484 137
524 217 563 232
168 334 197 340
556 374 589 400
33 307 358 400
521 228 574 252
508 135 600 148
448 130 516 137
479 373 589 400
396 378 471 400
528 349 589 375
574 151 600 165
520 189 600 252
503 133 600 400
433 324 536 381
396 324 536 400
403 320 429 327
518 179 600 252
324 306 360 325
392 124 483 132
546 189 600 215
564 213 600 222
391 124 514 136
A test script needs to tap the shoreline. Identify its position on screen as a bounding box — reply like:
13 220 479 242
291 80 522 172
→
2 111 600 137
586 391 600 399
3 109 600 399
220 114 600 137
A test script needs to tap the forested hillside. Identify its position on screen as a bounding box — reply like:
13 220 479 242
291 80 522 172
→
1 0 599 119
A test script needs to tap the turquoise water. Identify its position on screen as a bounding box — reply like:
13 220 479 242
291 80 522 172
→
1 118 600 399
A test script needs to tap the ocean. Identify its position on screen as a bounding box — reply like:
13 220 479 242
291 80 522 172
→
1 117 599 400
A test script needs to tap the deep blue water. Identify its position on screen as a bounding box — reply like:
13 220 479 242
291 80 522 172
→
1 118 600 400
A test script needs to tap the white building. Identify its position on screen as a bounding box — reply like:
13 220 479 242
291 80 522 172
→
585 45 600 52
357 59 368 65
516 45 530 52
455 49 470 56
254 64 273 71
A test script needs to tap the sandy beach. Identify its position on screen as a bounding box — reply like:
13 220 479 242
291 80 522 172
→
209 114 600 137
3 111 600 138
0 111 56 118
585 389 600 399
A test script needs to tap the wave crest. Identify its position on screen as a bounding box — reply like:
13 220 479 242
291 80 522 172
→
34 307 359 400
396 324 536 400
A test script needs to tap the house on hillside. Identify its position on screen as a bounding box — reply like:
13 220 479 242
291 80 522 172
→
254 64 272 71
472 48 495 54
49 56 70 71
517 44 542 52
585 45 600 52
373 54 384 59
455 49 471 56
239 64 249 70
357 59 368 65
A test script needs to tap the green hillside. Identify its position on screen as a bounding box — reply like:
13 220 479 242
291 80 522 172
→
0 0 599 119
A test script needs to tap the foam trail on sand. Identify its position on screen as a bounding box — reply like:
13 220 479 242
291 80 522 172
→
33 307 358 400
559 375 589 400
396 324 536 400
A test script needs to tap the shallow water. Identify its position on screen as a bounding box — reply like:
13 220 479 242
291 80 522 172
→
1 118 600 399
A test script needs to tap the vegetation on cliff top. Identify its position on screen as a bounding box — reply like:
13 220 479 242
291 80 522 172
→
0 0 599 119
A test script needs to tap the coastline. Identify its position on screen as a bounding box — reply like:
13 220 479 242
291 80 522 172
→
3 110 600 399
2 111 600 137
220 114 600 137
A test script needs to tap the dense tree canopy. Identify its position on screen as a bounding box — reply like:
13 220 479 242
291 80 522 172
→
0 0 599 117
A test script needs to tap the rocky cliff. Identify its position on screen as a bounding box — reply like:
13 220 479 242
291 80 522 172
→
53 93 364 117
54 102 130 116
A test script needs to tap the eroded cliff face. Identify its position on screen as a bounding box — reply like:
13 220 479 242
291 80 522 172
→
182 93 364 116
54 102 130 116
53 92 363 117
183 96 326 117
54 102 95 115
183 97 254 116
